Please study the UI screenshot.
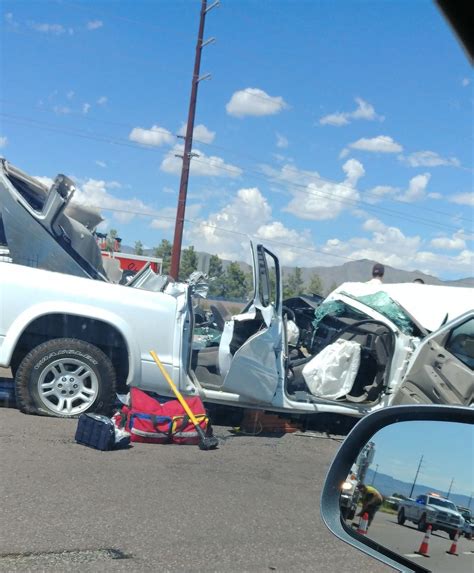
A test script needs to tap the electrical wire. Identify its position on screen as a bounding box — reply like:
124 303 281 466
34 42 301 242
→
1 111 470 236
1 100 469 228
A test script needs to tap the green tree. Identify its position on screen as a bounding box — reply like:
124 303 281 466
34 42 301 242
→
134 240 144 255
223 262 248 299
179 245 198 281
283 267 304 298
208 254 225 297
152 239 172 275
308 272 324 296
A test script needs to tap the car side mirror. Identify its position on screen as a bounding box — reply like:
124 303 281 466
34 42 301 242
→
320 405 473 573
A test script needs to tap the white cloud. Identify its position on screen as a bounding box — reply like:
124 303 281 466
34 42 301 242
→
320 98 384 126
399 150 460 167
322 218 429 272
430 230 467 251
449 192 474 207
161 144 242 178
186 187 312 265
396 173 431 202
66 90 75 100
82 103 91 115
362 218 386 233
366 185 397 203
97 96 107 105
284 159 364 221
53 105 72 115
150 203 201 231
462 78 471 87
276 132 289 149
129 125 174 147
29 21 65 35
178 123 215 144
0 136 8 148
261 163 320 187
72 179 155 224
339 148 350 159
87 20 103 31
226 88 288 118
95 160 107 168
348 135 403 153
34 176 54 188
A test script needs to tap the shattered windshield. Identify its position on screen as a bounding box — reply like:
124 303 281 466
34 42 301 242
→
341 291 416 335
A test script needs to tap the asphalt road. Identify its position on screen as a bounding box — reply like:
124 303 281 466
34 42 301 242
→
0 377 392 573
362 512 474 573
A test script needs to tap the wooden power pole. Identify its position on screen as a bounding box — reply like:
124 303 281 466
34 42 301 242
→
169 0 218 279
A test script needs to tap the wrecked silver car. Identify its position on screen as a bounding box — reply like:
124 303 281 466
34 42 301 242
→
0 159 472 418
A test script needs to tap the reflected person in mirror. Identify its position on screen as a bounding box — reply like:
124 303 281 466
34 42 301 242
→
356 484 384 528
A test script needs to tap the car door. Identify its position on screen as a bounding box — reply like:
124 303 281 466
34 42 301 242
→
217 243 285 405
392 311 474 406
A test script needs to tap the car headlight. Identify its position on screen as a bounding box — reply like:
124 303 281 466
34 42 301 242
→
341 481 354 491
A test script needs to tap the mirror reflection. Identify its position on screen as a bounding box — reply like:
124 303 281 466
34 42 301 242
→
339 421 474 572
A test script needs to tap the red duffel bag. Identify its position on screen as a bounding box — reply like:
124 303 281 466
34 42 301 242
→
117 387 210 445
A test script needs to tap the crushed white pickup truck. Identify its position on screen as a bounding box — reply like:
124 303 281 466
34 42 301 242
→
1 159 473 418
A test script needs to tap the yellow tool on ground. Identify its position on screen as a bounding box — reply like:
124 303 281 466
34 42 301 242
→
149 350 218 450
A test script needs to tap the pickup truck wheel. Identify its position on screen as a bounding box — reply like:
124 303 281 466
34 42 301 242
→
397 508 406 525
417 514 427 532
15 338 116 418
449 531 457 541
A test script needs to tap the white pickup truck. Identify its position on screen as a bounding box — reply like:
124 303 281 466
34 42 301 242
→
397 493 464 539
1 159 473 418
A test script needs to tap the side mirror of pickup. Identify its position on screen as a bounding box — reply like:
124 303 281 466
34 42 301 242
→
320 405 473 573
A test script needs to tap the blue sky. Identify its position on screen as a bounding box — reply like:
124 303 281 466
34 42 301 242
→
1 1 472 279
370 421 473 497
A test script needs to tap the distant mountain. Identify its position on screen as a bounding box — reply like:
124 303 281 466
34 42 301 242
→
134 246 473 292
365 469 472 509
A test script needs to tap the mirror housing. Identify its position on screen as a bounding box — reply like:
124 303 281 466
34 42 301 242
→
320 405 473 573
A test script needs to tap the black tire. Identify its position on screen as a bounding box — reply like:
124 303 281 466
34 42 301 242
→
449 530 457 541
397 509 406 525
417 514 427 532
15 338 116 418
347 508 356 521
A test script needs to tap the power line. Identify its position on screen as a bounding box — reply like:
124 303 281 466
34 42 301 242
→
1 111 469 234
82 205 428 267
2 100 469 228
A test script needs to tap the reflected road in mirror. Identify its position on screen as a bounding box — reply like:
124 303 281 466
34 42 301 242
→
339 420 474 572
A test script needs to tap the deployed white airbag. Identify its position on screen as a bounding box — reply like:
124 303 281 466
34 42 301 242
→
302 339 361 399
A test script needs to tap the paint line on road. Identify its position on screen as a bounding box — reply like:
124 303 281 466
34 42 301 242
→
404 554 422 558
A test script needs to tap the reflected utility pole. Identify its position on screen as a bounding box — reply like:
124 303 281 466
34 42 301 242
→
371 464 379 486
409 455 424 498
446 478 455 499
169 0 219 280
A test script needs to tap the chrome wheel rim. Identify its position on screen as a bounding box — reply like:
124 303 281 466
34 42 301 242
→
37 358 99 415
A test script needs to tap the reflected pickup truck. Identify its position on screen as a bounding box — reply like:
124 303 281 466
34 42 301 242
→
397 494 464 539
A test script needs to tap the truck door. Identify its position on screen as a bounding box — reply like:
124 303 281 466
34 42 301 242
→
392 312 474 406
217 243 285 405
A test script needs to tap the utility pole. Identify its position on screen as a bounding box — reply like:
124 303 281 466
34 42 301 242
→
169 0 219 280
446 477 455 499
371 464 379 486
409 455 424 498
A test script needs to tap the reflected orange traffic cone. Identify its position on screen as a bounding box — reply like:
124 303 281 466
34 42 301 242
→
356 512 369 535
415 524 432 557
446 530 459 556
